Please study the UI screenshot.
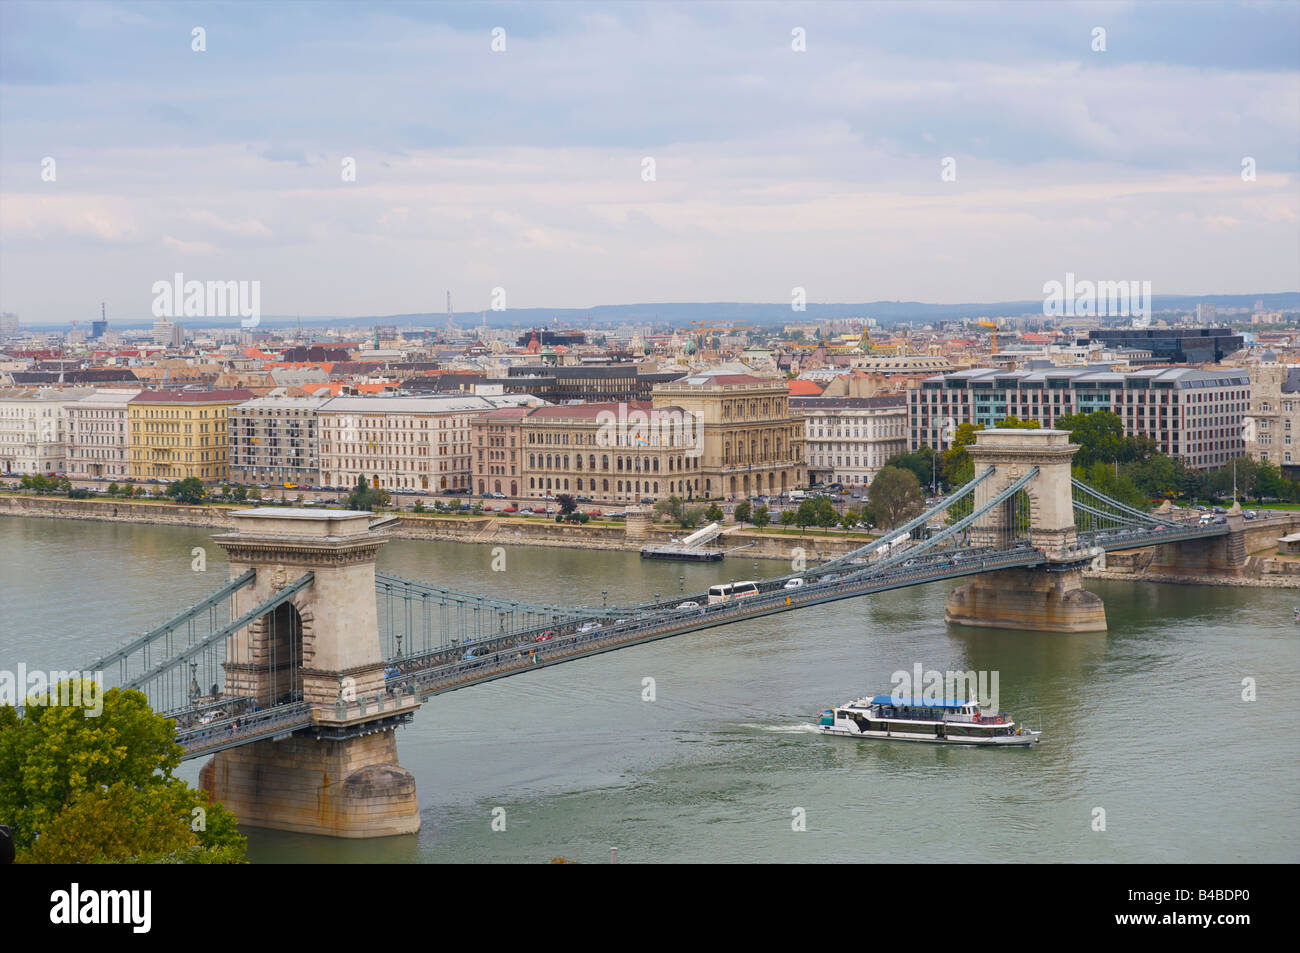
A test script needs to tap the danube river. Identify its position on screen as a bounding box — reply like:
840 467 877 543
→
3 514 1298 863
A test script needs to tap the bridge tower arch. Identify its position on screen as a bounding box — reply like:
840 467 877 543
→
946 429 1107 633
200 508 422 838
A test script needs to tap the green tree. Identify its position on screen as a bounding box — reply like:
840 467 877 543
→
679 505 705 530
0 681 245 863
734 500 752 525
1076 461 1149 511
751 504 770 529
814 496 838 528
941 423 984 487
883 447 940 490
1255 460 1285 501
654 495 686 523
346 476 389 511
779 509 797 526
794 499 817 530
106 481 120 496
868 465 925 529
1055 410 1124 469
704 502 724 522
995 415 1040 430
166 477 206 505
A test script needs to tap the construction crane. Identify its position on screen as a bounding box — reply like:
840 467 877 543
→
977 319 998 354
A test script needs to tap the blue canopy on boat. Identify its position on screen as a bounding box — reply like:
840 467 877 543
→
869 696 971 708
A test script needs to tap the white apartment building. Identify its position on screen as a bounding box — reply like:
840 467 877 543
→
67 388 142 480
318 394 500 492
792 395 908 487
0 387 95 477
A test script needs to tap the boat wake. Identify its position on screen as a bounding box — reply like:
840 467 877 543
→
737 722 823 735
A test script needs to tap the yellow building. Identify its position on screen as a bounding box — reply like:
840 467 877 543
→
128 389 251 483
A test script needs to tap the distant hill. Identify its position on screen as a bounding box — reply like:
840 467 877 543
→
21 292 1300 331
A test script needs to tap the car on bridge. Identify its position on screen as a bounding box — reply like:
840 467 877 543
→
577 621 602 633
676 601 700 609
534 630 555 642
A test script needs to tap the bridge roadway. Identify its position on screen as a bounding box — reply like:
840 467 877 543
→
168 519 1234 759
171 545 1050 758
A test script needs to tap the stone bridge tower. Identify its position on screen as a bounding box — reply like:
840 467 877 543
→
200 508 422 838
945 430 1107 633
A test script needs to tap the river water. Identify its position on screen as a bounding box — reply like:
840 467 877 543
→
2 515 1297 863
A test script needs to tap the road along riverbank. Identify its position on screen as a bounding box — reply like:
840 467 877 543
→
0 493 867 563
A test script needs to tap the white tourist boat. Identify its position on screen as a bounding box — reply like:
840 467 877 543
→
818 695 1041 746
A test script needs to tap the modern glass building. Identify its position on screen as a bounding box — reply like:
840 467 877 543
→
1088 327 1243 365
909 366 1250 470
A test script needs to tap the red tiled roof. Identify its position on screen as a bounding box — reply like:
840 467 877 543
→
787 379 825 396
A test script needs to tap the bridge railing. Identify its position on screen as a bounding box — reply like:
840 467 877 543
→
391 547 1049 696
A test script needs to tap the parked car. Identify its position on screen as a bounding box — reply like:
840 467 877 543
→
531 507 546 514
503 505 518 513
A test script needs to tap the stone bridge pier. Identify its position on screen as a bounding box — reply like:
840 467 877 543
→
944 429 1107 633
199 508 421 838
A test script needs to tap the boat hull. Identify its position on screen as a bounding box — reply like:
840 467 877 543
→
817 725 1041 747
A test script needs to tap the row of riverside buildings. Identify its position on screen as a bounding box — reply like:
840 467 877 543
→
0 362 1264 505
0 373 814 504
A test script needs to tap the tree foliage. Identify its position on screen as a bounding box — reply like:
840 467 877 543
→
0 682 246 863
346 476 390 511
165 477 206 505
867 466 925 529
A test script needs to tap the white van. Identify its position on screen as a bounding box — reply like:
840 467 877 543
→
788 490 807 502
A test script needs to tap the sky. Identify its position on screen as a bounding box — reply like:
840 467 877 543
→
1 0 1297 325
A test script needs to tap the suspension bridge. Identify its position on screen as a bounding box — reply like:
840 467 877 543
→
66 429 1244 837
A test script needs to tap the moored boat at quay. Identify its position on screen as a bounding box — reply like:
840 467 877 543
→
818 695 1041 746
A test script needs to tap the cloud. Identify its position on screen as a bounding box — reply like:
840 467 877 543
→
0 1 1296 321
